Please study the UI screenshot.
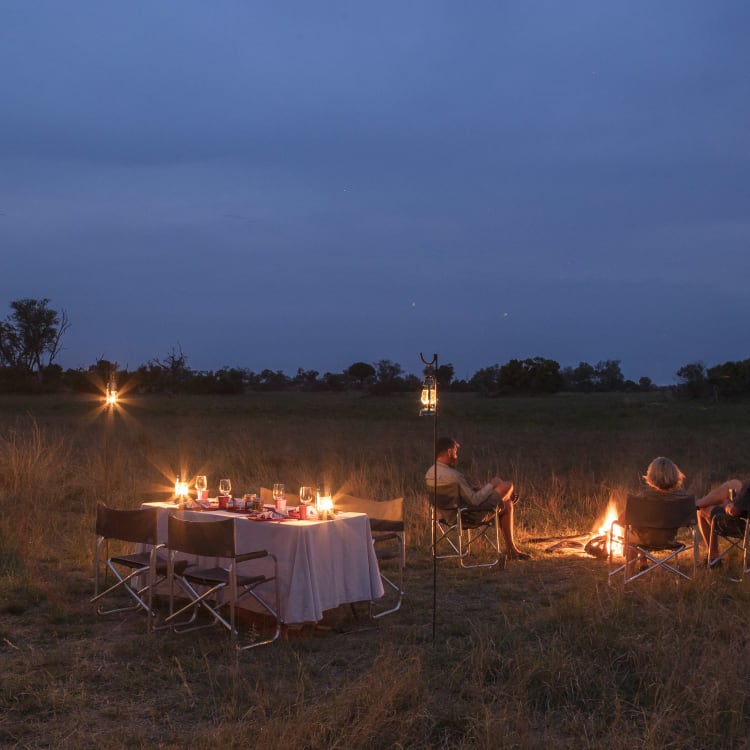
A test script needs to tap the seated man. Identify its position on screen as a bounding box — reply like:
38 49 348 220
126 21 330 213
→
696 478 749 566
425 436 530 560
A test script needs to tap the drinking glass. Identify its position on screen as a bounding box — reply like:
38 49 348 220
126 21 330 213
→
195 475 207 494
299 486 315 507
219 478 232 496
273 483 285 502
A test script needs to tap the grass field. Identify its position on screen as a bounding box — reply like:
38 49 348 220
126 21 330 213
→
1 391 750 749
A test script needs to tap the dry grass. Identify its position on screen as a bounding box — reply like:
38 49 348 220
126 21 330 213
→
1 391 750 749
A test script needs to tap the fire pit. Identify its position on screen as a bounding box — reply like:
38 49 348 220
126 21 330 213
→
532 502 624 559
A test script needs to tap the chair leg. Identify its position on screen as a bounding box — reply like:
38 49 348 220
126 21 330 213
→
457 510 502 569
370 534 404 619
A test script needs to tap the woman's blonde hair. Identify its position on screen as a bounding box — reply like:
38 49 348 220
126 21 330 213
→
644 456 685 490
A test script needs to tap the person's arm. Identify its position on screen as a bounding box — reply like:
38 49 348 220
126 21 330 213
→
695 479 742 509
456 473 507 506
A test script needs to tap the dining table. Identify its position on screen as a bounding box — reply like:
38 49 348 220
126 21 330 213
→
140 501 385 626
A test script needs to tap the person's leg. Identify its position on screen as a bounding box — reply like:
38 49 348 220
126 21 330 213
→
497 499 530 558
697 507 714 555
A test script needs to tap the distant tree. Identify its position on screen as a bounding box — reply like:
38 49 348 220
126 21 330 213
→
375 359 402 383
468 365 501 393
435 363 455 388
370 359 405 395
497 359 528 394
561 361 596 392
638 376 654 392
258 369 290 391
676 362 707 399
496 357 563 395
707 359 750 398
0 297 70 376
593 360 625 392
346 361 376 387
322 371 347 391
449 378 471 392
292 368 320 391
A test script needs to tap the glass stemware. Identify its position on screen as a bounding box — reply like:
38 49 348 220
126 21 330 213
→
299 486 315 506
194 475 208 506
219 478 232 496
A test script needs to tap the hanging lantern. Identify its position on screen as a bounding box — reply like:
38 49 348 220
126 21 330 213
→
420 374 437 416
105 373 119 407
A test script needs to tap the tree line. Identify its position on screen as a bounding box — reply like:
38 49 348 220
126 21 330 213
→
1 298 747 399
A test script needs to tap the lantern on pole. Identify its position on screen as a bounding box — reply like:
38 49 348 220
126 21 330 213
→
420 374 437 416
105 371 119 408
419 353 438 642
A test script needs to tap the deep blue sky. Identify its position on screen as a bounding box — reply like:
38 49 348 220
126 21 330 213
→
2 2 749 384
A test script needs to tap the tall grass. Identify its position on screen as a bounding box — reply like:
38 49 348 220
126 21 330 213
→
1 391 750 748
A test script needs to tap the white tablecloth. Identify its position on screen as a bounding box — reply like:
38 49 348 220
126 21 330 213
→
141 503 384 625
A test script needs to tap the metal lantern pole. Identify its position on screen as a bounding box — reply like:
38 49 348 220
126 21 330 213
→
420 352 438 642
104 368 119 502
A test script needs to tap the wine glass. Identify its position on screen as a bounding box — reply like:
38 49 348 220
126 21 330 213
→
219 478 232 496
195 475 207 495
299 486 315 507
273 483 285 503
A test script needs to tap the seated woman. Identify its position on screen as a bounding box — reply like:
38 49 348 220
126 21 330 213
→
622 456 692 573
696 478 748 566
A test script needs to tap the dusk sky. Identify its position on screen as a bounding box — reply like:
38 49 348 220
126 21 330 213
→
2 2 749 385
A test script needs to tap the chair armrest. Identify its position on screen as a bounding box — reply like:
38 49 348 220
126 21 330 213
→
373 532 401 544
235 549 270 564
369 520 404 533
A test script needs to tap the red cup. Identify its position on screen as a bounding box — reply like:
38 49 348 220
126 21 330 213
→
218 494 230 510
299 505 309 520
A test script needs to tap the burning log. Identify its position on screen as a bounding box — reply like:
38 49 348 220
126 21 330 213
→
584 534 610 558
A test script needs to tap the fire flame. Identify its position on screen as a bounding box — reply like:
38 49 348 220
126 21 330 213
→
594 501 624 557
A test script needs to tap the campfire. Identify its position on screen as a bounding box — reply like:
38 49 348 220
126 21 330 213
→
584 501 623 558
532 501 624 558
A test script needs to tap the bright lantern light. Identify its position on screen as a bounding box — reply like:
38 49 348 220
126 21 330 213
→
316 489 334 518
420 374 437 416
174 478 189 500
105 382 118 407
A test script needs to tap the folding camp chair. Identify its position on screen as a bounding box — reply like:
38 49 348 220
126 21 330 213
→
164 515 280 649
608 493 698 584
708 508 750 582
427 481 502 569
91 503 174 631
335 494 405 618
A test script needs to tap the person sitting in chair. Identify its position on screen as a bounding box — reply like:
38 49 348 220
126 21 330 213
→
696 478 748 566
425 436 531 560
621 457 693 573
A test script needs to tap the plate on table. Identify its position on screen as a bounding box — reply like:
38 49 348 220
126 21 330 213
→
245 510 293 522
